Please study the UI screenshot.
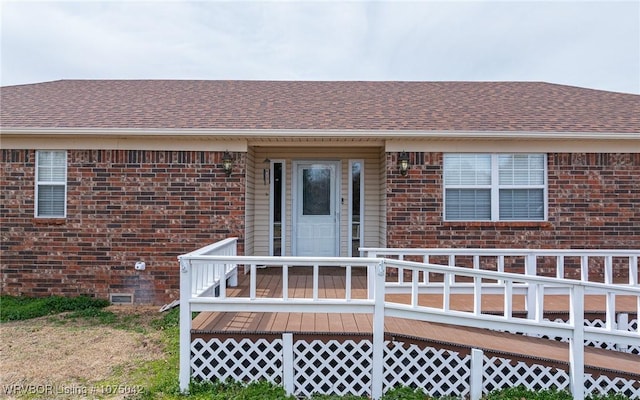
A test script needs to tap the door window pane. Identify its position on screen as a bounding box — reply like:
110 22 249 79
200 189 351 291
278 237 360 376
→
303 167 331 215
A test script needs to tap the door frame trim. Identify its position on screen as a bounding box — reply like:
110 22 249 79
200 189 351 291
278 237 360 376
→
291 160 341 256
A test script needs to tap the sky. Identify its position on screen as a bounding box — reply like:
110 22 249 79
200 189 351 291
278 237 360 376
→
1 0 639 94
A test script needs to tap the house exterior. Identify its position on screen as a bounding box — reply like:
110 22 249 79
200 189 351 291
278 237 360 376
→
1 80 639 304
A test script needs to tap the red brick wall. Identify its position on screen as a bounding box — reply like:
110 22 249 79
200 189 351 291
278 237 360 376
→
1 149 245 304
386 152 640 280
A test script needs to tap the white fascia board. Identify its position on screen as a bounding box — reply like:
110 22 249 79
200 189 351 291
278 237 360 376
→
0 128 248 151
386 139 640 153
2 127 639 139
1 128 639 152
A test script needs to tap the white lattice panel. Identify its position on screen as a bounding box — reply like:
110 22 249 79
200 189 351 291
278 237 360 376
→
585 373 640 399
293 339 372 397
191 338 283 384
483 355 571 394
583 319 618 351
383 341 471 397
629 319 639 355
190 335 639 399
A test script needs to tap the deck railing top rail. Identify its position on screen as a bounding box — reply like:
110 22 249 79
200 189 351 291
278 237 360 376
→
361 246 639 286
360 247 640 256
179 237 238 259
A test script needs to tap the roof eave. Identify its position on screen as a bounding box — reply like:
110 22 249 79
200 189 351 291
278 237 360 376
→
1 127 639 141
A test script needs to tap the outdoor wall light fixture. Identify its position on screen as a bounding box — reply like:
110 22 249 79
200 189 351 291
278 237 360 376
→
222 151 233 176
398 151 410 176
263 157 271 185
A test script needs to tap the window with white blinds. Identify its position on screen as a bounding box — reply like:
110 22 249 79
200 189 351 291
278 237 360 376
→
444 154 546 221
35 150 67 218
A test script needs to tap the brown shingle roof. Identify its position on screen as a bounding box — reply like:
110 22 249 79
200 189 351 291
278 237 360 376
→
1 80 639 132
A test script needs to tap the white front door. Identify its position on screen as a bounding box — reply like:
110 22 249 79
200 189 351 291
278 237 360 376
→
293 161 340 256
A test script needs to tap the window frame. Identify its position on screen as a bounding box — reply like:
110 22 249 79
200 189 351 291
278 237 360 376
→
35 150 67 218
348 159 364 257
443 153 547 222
269 159 286 256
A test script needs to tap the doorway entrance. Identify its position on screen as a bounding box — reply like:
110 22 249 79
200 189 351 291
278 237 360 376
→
293 161 340 256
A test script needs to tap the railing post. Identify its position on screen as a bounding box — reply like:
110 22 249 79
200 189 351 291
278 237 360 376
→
282 333 294 396
470 348 484 400
580 255 589 282
525 254 537 320
179 257 192 393
616 313 629 352
371 259 386 400
569 284 585 400
630 255 638 285
367 251 377 300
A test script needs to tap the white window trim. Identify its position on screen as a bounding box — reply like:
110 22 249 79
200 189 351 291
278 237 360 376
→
443 153 547 222
348 159 364 257
269 159 286 256
35 150 67 218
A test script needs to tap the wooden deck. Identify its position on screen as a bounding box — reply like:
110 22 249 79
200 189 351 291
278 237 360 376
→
191 267 640 378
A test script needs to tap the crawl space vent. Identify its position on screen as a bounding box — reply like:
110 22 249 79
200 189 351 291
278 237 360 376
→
110 293 134 304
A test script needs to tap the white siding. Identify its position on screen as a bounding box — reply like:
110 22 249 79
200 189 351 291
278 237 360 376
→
244 149 256 256
250 147 383 256
378 148 387 248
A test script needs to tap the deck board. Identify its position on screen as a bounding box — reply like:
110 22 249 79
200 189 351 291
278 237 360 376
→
270 312 290 331
191 268 639 377
315 313 330 331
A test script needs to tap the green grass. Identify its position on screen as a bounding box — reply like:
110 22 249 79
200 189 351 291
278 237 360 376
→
484 386 573 400
0 296 632 399
126 308 182 399
0 295 110 322
484 386 631 400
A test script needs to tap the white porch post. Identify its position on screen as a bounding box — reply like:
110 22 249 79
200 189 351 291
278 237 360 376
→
525 254 537 320
569 284 585 400
371 259 386 400
282 333 295 396
616 313 629 352
367 251 377 300
179 257 192 393
470 348 484 400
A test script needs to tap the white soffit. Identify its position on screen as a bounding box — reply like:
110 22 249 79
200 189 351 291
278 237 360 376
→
1 128 638 152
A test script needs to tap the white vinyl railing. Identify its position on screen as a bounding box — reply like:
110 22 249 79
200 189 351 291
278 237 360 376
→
179 237 238 297
361 247 639 285
178 240 640 400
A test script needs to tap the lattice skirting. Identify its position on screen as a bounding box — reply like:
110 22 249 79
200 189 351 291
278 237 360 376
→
191 335 640 398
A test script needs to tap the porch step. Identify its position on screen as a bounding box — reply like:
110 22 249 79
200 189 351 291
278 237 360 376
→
191 312 640 379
